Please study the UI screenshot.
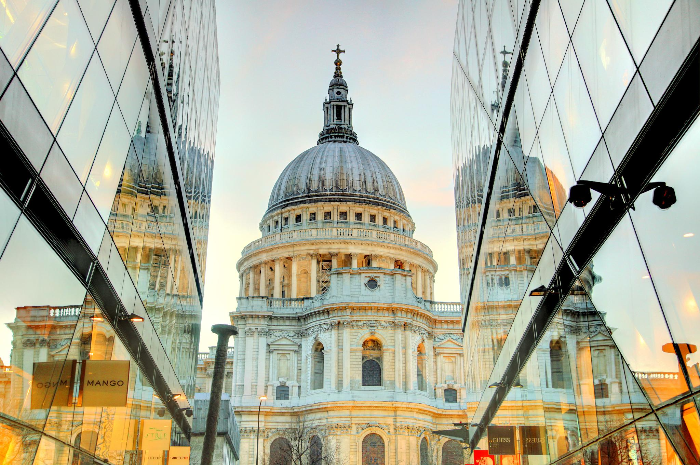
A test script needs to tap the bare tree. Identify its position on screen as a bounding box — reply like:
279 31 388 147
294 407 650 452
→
270 416 344 465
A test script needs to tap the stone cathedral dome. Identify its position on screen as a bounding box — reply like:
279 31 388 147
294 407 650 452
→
265 46 409 217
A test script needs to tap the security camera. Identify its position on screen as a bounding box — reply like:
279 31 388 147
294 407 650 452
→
568 184 592 208
650 183 676 209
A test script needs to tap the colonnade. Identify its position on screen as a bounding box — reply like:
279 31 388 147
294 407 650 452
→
238 252 435 299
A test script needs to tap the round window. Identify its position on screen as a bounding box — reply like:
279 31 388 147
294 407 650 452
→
366 278 378 290
336 90 341 95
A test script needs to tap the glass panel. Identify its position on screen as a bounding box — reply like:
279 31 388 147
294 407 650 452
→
603 71 652 168
96 0 136 92
636 414 685 465
85 107 129 221
73 191 105 254
57 52 114 184
0 77 53 170
76 0 116 42
0 187 20 257
639 0 700 105
535 96 576 220
656 400 700 465
116 43 148 135
0 419 42 464
589 214 688 405
18 0 93 132
571 0 636 128
523 36 551 127
629 117 700 390
558 0 584 34
0 215 87 432
0 0 57 67
536 0 569 84
608 0 674 64
0 48 14 95
553 44 602 178
39 143 83 218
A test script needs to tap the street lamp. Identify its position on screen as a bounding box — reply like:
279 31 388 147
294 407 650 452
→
256 395 267 465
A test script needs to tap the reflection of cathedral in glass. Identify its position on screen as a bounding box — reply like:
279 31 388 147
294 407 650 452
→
0 0 221 463
452 0 700 463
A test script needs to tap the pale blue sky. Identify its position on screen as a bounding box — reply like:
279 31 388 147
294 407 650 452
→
200 0 460 349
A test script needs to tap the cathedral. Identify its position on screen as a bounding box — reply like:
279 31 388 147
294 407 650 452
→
229 48 467 464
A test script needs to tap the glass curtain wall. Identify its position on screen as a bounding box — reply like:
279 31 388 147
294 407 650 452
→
0 0 220 463
452 0 700 463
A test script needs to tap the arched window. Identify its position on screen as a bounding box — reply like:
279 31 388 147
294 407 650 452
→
312 342 324 390
310 435 322 465
362 339 382 386
420 438 429 465
362 433 385 465
444 388 457 403
550 339 571 389
441 440 463 465
416 342 427 391
269 437 292 465
276 385 289 400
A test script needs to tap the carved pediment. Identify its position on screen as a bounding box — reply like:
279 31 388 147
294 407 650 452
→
436 338 462 348
269 337 300 350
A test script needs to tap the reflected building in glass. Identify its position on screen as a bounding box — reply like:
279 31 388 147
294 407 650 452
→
0 0 220 463
452 0 700 463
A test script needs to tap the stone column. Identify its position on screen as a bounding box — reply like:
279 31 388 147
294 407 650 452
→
350 253 358 269
331 252 338 269
342 322 350 391
330 322 338 391
394 324 403 392
257 329 267 397
416 267 423 298
291 256 298 298
248 268 255 297
310 254 317 297
426 337 435 398
425 273 431 300
274 259 282 298
405 327 413 391
243 328 254 396
259 263 266 297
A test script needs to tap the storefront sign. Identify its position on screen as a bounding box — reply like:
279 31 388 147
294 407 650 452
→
140 419 172 450
31 360 76 409
487 425 516 455
168 446 191 464
519 426 547 455
474 449 495 465
142 450 164 464
80 360 130 407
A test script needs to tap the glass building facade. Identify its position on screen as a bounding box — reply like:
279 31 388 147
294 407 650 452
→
0 0 219 463
452 0 700 463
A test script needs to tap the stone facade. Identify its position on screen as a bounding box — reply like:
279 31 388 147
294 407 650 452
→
229 52 466 465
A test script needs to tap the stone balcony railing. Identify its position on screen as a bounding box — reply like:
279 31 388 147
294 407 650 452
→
236 295 461 316
241 225 433 257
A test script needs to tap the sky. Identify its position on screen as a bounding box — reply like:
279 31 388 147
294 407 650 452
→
199 0 460 350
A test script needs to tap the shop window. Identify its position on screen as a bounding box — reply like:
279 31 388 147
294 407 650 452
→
324 211 331 221
355 212 362 221
444 388 457 403
276 385 289 400
309 212 316 221
339 211 347 221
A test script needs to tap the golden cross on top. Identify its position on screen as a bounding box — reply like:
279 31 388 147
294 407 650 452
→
332 44 345 61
